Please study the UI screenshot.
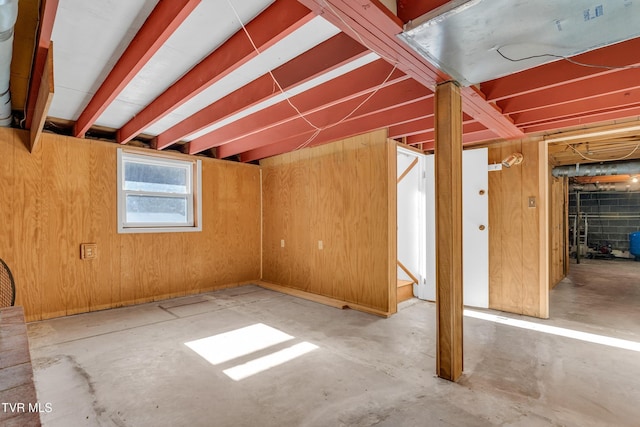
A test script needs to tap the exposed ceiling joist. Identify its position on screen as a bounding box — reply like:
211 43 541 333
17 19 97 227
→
297 0 524 140
544 120 640 143
241 94 433 162
546 120 640 165
11 0 640 163
515 94 640 128
550 143 640 166
30 44 54 152
25 0 58 129
396 0 449 23
502 68 640 115
459 85 518 139
189 58 407 155
117 0 314 145
483 37 640 102
523 106 640 134
406 121 490 147
156 31 368 150
73 0 201 138
221 77 431 159
389 115 434 139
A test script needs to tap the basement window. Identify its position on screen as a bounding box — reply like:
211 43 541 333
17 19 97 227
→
117 149 202 233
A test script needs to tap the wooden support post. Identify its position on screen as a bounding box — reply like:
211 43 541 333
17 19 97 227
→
435 81 463 382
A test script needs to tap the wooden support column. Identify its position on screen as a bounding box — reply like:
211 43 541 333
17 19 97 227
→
435 81 463 381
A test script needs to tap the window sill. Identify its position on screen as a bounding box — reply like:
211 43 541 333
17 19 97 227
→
117 225 202 234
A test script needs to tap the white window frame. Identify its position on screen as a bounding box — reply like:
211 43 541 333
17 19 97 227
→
117 149 202 234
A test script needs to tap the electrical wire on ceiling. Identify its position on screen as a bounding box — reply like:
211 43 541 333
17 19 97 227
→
318 0 399 65
295 63 398 151
496 47 640 70
225 0 400 152
568 143 640 162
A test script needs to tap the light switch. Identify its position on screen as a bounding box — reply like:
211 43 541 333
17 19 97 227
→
528 197 536 208
281 239 285 248
81 243 97 260
318 240 323 250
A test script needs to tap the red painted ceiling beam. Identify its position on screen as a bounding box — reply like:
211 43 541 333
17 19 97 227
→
406 132 434 146
299 0 442 84
25 0 59 129
188 59 408 154
155 32 368 150
501 67 640 115
117 0 313 145
420 131 495 151
522 104 640 134
73 0 201 138
389 112 476 139
389 115 434 138
463 129 500 145
241 98 433 162
482 37 640 102
297 0 523 140
459 85 520 139
397 0 449 24
405 121 489 146
217 78 432 158
513 90 640 127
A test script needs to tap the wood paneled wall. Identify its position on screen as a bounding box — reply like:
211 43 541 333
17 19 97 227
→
549 175 568 288
260 130 397 316
0 128 261 321
488 138 549 318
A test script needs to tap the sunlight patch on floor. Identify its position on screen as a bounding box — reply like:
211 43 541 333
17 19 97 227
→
223 342 319 381
464 309 640 352
185 323 294 365
185 323 318 381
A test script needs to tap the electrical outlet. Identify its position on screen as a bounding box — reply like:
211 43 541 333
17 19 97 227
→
318 240 323 250
81 243 97 260
528 197 536 208
281 239 285 248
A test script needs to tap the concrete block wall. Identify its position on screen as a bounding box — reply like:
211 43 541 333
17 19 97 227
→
569 192 640 251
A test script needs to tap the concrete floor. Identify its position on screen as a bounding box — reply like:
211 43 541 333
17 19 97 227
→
28 259 640 427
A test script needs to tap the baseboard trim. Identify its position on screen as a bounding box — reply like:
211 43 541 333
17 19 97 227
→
256 281 392 318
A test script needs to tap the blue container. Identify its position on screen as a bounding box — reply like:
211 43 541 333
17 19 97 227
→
630 231 640 258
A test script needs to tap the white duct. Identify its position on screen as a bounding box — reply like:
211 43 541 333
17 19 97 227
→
0 0 19 127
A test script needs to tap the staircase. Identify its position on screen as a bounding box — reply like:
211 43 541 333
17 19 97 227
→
397 279 414 303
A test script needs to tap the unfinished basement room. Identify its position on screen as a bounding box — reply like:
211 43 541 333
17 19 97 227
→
1 0 639 426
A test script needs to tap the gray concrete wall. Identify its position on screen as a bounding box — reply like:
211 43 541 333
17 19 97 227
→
569 192 640 251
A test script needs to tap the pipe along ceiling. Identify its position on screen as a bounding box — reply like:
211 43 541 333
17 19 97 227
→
553 161 640 192
553 161 640 178
570 182 639 192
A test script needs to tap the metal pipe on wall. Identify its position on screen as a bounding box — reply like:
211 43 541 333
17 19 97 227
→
0 0 19 127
